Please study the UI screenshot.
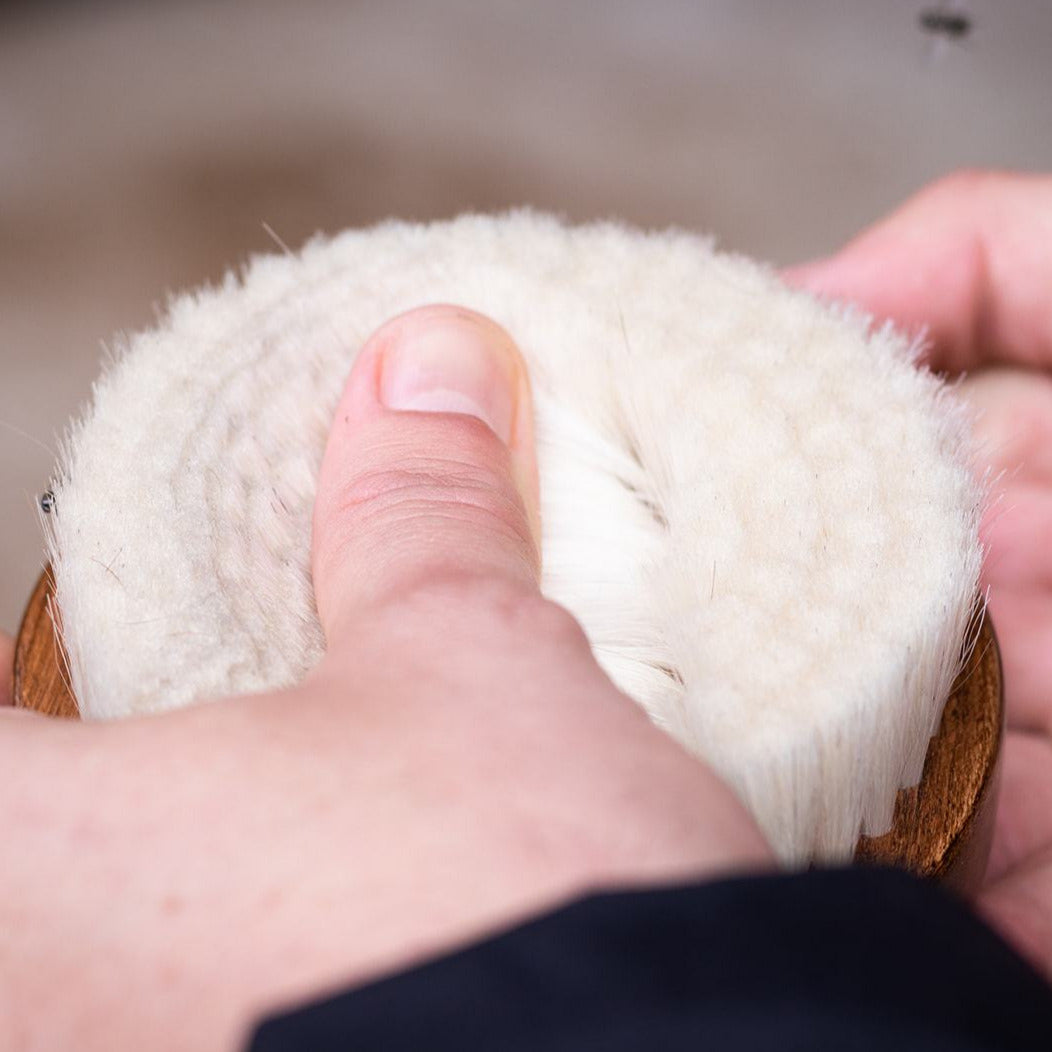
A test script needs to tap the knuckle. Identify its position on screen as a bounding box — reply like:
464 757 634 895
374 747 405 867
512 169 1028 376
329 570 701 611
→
318 452 539 600
929 168 1014 204
336 457 526 535
941 167 992 191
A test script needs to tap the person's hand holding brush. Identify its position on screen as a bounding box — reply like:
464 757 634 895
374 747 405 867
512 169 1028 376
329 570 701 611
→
2 174 1051 1052
786 170 1052 975
0 306 770 1051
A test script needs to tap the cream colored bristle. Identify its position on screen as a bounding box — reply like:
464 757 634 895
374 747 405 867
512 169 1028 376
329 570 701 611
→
45 213 984 865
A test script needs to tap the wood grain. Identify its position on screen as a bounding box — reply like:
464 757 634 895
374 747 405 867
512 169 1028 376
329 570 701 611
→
855 613 1003 892
13 567 78 719
14 570 1003 887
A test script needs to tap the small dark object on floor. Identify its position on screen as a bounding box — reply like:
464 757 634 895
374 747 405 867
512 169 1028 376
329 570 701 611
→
919 7 972 40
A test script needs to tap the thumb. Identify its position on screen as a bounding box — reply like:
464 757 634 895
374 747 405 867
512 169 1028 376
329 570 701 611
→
312 304 541 643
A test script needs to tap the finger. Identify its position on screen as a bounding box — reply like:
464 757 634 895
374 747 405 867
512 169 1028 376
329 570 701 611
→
0 630 13 706
312 304 540 644
978 843 1052 981
986 730 1052 883
783 170 1052 374
986 589 1052 737
980 485 1052 592
958 367 1052 488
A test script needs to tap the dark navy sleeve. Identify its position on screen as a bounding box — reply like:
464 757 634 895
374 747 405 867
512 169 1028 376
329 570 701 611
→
247 868 1052 1051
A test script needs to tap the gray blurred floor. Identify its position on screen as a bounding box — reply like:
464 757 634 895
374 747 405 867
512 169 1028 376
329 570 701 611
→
2 0 1050 630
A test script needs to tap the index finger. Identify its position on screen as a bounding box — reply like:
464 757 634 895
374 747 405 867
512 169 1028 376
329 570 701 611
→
784 171 1052 375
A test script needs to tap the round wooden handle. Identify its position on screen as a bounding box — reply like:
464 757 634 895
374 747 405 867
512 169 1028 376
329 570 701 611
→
855 612 1003 892
14 569 78 719
14 569 1003 889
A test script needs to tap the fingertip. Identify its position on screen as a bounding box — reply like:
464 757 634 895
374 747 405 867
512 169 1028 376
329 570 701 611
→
333 305 537 470
780 260 835 292
312 305 542 637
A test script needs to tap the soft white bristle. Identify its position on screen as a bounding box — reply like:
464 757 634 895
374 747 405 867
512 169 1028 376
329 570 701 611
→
45 213 984 865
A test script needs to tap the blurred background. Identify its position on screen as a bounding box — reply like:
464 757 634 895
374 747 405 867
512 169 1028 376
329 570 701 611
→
1 0 1050 631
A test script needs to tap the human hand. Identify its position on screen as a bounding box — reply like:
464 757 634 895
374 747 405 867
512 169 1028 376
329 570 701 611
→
0 305 771 1051
786 171 1052 978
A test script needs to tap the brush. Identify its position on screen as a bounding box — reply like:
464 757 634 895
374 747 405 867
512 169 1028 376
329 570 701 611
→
15 213 996 874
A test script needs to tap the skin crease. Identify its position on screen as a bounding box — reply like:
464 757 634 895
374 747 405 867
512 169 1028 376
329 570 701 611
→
1 171 1050 1047
785 170 1052 978
0 305 771 1052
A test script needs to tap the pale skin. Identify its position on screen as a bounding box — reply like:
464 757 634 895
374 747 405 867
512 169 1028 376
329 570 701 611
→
785 169 1052 976
0 306 771 1051
1 170 1050 1048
